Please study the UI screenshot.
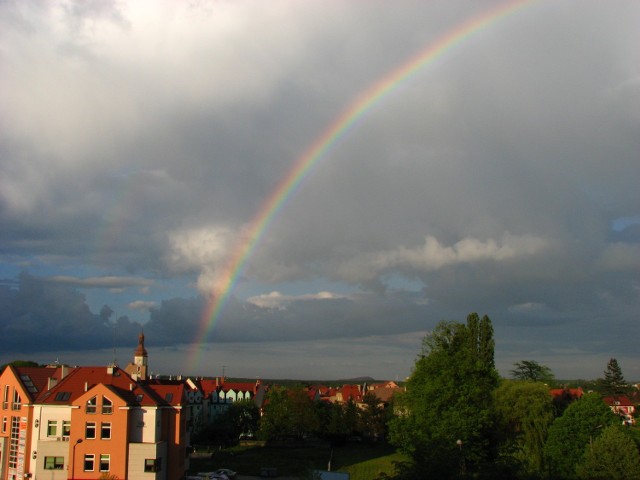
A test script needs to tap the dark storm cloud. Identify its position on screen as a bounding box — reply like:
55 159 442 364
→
0 1 638 378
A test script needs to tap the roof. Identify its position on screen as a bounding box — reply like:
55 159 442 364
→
603 395 634 406
147 383 186 407
37 366 164 407
549 387 584 399
134 332 148 357
11 366 64 401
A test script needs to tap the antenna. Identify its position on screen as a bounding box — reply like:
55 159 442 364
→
111 311 118 366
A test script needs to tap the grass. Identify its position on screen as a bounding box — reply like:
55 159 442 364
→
189 441 408 479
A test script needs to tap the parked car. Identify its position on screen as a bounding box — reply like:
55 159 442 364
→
215 469 237 479
197 472 229 480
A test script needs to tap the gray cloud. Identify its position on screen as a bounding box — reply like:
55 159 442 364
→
1 0 639 379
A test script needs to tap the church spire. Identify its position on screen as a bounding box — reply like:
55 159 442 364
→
125 330 149 381
134 330 148 358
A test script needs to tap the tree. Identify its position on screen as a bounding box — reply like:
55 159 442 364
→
493 379 554 476
389 313 499 478
258 386 319 441
600 358 628 396
576 425 640 480
359 392 387 440
544 393 618 479
510 360 554 383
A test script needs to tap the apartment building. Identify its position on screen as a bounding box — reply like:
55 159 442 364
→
0 335 190 480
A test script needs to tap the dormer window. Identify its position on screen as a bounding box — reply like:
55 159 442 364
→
102 397 113 414
86 396 97 414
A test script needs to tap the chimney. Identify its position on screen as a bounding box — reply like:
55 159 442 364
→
84 382 88 392
60 365 69 379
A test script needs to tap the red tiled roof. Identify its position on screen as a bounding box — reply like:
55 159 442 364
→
549 388 584 399
146 383 186 407
603 395 634 406
37 366 162 407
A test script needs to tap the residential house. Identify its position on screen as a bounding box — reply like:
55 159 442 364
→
30 364 189 480
603 395 636 425
0 364 69 480
199 378 265 421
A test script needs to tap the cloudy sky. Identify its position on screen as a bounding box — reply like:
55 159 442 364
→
1 0 639 381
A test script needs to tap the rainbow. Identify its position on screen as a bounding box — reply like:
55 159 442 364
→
187 0 536 370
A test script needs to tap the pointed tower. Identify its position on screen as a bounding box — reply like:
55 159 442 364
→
125 330 149 381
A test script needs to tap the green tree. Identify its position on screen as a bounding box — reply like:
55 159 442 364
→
544 393 617 479
576 425 640 480
493 380 554 477
389 313 499 478
600 358 628 396
258 386 319 441
510 360 554 383
359 392 387 440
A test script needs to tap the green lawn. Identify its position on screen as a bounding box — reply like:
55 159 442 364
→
189 441 408 479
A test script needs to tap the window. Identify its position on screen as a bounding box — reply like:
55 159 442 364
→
144 458 162 472
86 396 97 414
3 385 9 409
47 420 58 437
2 416 6 433
102 396 113 414
20 375 37 394
44 456 65 469
12 389 21 410
100 422 111 440
84 454 95 471
99 454 110 472
54 392 71 401
62 420 71 437
85 422 96 439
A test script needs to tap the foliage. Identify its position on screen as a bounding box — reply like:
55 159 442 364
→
544 393 618 479
258 386 319 441
194 399 260 446
0 359 40 371
575 425 640 480
389 313 499 478
510 360 554 384
358 392 388 440
600 357 628 396
314 400 357 443
493 380 554 477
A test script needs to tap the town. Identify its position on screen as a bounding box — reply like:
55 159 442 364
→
0 332 404 480
1 316 639 480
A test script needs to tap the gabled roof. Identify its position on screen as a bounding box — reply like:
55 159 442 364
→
338 384 363 402
147 383 186 407
37 366 162 407
603 395 634 406
198 378 259 397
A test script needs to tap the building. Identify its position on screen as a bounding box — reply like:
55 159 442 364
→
0 364 70 479
0 335 190 480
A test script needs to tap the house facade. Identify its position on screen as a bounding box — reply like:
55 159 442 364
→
0 364 70 480
0 336 190 480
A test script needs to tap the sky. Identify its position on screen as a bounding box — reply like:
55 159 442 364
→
1 0 639 381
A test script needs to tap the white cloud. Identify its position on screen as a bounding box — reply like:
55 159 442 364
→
246 290 347 309
335 234 549 283
45 275 153 289
127 300 156 311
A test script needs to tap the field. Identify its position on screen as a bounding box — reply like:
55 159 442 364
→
189 441 408 480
